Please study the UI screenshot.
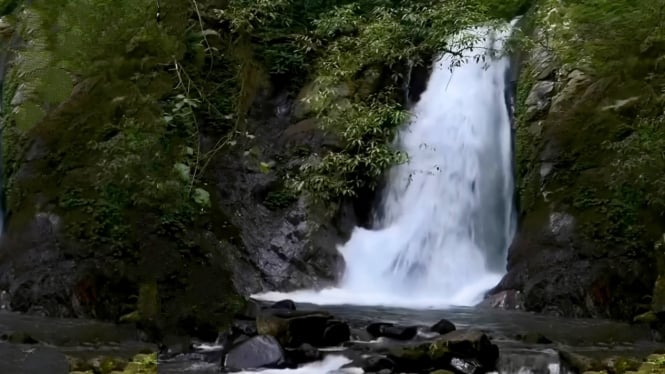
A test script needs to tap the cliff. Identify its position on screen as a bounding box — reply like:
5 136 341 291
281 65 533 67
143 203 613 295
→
493 0 665 321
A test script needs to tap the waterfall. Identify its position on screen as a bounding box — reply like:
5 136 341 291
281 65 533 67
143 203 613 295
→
256 23 517 308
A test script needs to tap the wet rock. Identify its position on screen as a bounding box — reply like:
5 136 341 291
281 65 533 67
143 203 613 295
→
270 299 296 311
385 329 499 373
284 343 321 365
602 356 640 374
387 343 436 372
478 290 525 310
430 319 456 335
450 357 480 374
322 320 351 346
158 335 194 358
440 329 499 369
87 356 128 373
223 335 285 371
525 81 555 120
232 319 258 337
559 350 604 373
256 309 337 347
367 322 418 340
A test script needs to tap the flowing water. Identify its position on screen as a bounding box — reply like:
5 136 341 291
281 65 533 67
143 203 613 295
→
159 303 658 374
257 24 516 307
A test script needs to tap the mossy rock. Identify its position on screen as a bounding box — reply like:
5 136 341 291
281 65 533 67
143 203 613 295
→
121 353 157 374
605 356 641 374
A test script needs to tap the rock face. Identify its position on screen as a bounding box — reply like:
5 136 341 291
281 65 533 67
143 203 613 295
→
223 335 285 371
204 86 357 295
489 8 661 320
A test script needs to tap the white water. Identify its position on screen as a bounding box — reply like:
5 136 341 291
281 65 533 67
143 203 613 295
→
256 24 516 308
237 356 360 374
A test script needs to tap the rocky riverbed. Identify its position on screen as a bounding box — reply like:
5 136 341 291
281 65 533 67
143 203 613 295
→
158 300 663 374
0 300 663 374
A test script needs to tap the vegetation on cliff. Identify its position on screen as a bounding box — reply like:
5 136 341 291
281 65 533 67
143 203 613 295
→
516 0 665 245
511 0 665 318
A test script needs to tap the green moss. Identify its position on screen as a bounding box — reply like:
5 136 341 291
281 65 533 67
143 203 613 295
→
138 282 159 322
122 353 157 374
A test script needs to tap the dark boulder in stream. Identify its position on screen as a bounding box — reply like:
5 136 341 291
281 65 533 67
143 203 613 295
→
367 322 419 340
431 318 457 335
223 335 286 371
256 308 351 347
385 329 499 373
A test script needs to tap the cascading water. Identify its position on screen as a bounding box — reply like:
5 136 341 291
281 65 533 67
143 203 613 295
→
257 23 517 308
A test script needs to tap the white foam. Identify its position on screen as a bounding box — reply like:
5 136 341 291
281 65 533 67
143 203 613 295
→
236 355 361 374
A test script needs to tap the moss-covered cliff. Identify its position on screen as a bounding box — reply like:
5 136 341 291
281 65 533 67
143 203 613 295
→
494 0 665 320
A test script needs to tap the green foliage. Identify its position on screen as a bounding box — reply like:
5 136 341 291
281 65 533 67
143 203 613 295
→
2 0 205 251
206 0 527 207
607 113 665 212
289 0 513 205
555 0 665 77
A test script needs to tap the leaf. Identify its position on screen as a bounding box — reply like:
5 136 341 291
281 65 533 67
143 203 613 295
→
259 161 271 174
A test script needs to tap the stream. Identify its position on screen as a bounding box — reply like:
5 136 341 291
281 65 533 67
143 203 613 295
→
159 302 660 374
0 302 659 373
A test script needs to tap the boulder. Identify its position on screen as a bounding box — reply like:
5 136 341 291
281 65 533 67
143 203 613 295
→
322 320 351 346
284 343 321 365
367 322 418 340
386 329 499 373
559 350 604 373
430 319 456 335
223 335 285 371
256 309 351 347
439 329 499 369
